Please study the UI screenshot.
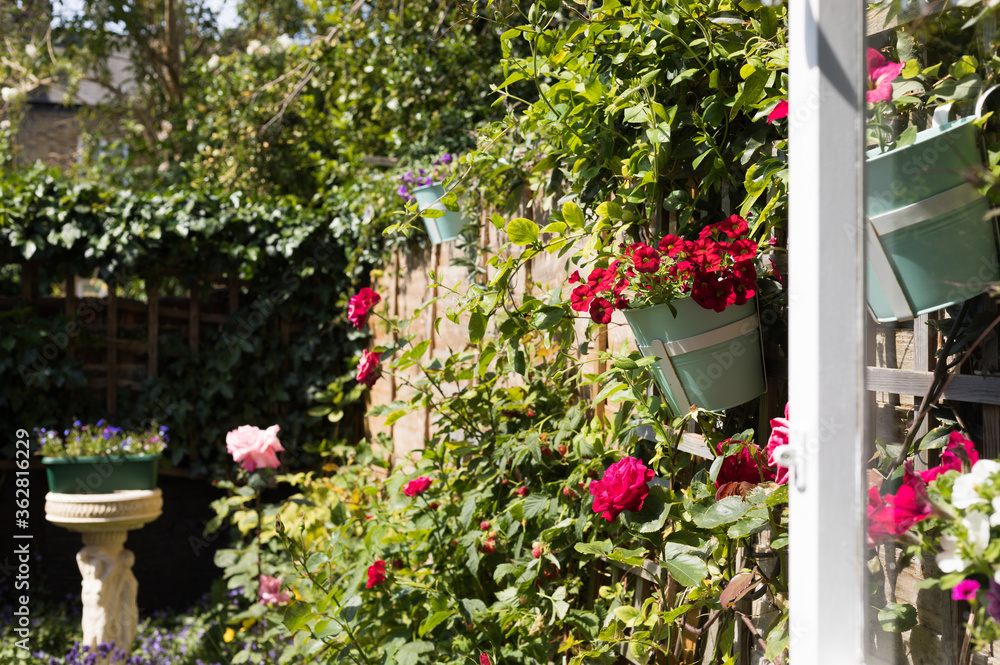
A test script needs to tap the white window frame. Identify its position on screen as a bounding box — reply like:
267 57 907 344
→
787 0 867 663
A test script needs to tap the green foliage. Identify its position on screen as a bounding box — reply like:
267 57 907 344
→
0 166 407 474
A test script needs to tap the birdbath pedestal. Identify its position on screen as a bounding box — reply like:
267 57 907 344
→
44 489 162 654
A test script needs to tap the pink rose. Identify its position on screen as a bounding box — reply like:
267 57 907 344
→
589 456 655 521
226 424 283 472
403 476 433 497
356 349 381 388
765 404 790 485
366 560 387 589
258 574 291 606
348 288 381 329
480 654 491 665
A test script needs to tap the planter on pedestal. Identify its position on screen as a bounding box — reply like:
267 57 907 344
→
44 489 163 654
623 297 766 415
43 454 160 494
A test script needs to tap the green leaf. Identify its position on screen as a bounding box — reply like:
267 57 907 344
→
613 605 640 624
574 540 614 558
305 552 328 573
878 602 918 633
507 217 539 245
765 615 789 661
469 311 487 344
395 640 435 665
695 496 750 528
661 542 708 587
918 426 955 451
562 201 585 229
283 601 314 632
522 494 549 519
533 306 565 330
418 609 456 637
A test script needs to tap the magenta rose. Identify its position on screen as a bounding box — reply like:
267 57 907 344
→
366 560 387 589
226 424 283 472
356 349 381 388
589 456 655 521
258 574 291 606
348 288 381 329
403 476 433 497
765 404 790 485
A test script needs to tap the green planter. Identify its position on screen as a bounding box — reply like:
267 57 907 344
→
866 115 1000 322
623 298 766 415
412 183 466 244
43 454 160 494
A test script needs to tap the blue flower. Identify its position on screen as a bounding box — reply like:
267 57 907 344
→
73 420 82 427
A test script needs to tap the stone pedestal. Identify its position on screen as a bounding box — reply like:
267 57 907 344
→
45 490 162 654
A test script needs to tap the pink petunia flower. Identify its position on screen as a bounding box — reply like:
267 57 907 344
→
866 48 904 104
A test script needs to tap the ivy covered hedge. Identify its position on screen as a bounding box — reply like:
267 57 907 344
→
0 166 408 475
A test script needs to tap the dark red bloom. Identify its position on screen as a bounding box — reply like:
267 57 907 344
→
589 457 655 521
733 260 757 287
614 297 630 310
631 244 660 273
687 239 723 272
568 270 581 284
692 275 736 312
714 440 775 488
480 654 492 665
867 487 896 546
717 215 750 239
728 238 758 261
570 285 593 312
348 288 381 329
589 297 614 324
657 235 686 257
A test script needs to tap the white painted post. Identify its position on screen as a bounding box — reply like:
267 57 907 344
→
787 0 866 663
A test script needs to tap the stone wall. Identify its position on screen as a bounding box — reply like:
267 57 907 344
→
16 103 81 169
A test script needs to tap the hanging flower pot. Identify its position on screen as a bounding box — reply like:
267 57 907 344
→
866 90 1000 322
572 214 769 415
411 183 467 245
43 454 161 494
37 421 166 494
623 297 766 414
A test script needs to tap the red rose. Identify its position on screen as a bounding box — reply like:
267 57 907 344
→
366 560 387 588
714 440 774 488
356 349 382 388
348 288 381 329
403 476 433 497
589 456 655 521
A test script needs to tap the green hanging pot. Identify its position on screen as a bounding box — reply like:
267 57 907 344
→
866 92 1000 323
623 297 766 415
412 183 466 244
43 454 160 494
